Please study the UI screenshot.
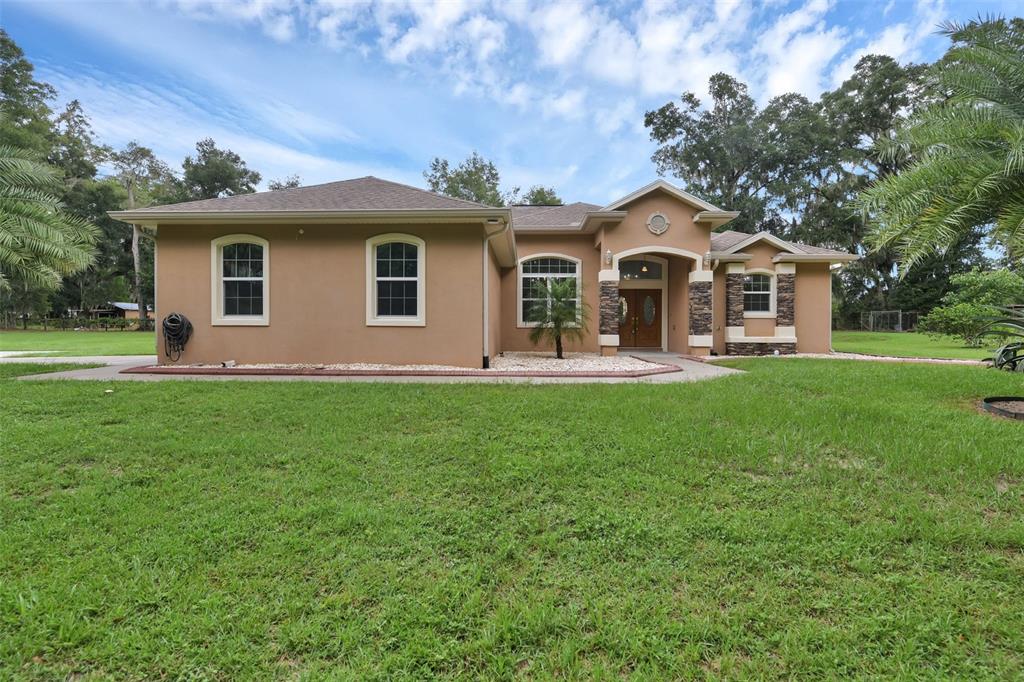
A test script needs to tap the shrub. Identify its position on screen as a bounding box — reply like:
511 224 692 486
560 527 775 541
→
918 269 1024 345
919 303 992 346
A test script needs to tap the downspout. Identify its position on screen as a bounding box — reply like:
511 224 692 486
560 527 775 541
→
482 218 510 369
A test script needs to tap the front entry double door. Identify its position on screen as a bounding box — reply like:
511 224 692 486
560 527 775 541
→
618 289 662 348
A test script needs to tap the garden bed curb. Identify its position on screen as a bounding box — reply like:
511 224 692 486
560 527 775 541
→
981 397 1024 421
121 362 682 379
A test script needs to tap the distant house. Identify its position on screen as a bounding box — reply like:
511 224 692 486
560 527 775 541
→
110 177 856 367
92 302 153 320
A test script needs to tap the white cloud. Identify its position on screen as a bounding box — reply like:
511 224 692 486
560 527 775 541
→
754 0 847 98
542 89 586 120
594 98 638 136
532 2 599 67
829 0 946 85
384 0 471 62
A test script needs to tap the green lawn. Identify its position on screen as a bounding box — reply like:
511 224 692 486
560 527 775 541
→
2 360 1024 678
0 363 102 379
832 330 995 360
0 330 155 356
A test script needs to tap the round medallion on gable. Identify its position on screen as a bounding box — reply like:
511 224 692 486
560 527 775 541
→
647 212 670 235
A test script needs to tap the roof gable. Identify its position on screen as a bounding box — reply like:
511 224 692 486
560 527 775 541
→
602 179 721 212
715 231 802 255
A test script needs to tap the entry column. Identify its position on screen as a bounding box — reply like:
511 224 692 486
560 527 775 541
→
598 268 620 356
688 269 713 353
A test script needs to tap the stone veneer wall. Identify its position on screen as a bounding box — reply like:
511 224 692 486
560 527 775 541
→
688 281 712 336
726 342 796 355
599 281 619 336
726 274 745 327
776 273 795 326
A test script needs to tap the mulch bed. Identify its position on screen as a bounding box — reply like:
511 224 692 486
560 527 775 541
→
981 397 1024 421
120 363 682 379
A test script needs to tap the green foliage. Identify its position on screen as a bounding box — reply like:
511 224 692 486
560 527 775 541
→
4 361 1024 677
645 73 835 233
526 277 588 359
519 185 561 205
918 302 993 346
0 144 98 291
942 268 1024 306
267 174 301 191
180 137 261 200
918 269 1024 345
0 29 55 155
984 307 1024 370
424 151 510 206
49 100 109 181
863 18 1024 271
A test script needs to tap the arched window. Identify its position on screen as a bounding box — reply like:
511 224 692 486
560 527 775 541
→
518 254 581 326
366 234 425 326
743 273 774 315
211 235 269 326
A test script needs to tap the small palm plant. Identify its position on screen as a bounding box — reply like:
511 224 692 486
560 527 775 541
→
984 307 1024 371
527 277 589 359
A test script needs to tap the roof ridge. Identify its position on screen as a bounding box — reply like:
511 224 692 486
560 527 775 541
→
363 175 492 209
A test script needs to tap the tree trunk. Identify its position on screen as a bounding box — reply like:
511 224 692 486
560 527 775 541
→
555 333 563 359
126 183 148 331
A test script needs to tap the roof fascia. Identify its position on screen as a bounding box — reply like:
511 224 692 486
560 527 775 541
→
773 253 859 264
107 208 512 228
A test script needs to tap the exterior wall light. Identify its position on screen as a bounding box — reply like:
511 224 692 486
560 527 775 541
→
604 249 612 265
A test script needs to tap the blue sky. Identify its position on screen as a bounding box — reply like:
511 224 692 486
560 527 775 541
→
4 0 1016 204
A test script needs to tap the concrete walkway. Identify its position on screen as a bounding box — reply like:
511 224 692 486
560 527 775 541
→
10 352 741 384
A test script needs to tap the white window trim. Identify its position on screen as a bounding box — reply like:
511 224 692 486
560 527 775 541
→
517 253 582 328
366 233 426 327
211 234 269 326
743 269 776 319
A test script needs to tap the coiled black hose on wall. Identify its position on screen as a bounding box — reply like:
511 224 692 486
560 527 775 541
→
162 313 193 362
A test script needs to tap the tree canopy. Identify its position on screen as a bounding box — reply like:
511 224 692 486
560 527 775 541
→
861 18 1024 272
181 138 261 200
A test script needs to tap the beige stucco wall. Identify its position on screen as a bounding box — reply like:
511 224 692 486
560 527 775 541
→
666 256 690 353
796 263 833 352
155 223 486 367
601 190 711 260
500 234 600 353
488 246 501 360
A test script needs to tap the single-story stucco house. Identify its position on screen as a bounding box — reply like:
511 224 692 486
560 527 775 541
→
109 177 856 367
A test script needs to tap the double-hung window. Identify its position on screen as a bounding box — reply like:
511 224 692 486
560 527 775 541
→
742 273 773 315
518 255 580 326
366 234 425 326
211 235 269 325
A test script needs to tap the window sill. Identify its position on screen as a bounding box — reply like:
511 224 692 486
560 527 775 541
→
744 312 776 319
212 317 269 326
367 317 425 327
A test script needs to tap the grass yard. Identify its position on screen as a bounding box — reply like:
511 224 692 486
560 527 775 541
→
832 330 995 360
2 360 1024 678
0 330 155 357
0 363 103 380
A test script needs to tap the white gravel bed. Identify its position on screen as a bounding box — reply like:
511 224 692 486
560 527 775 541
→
703 351 986 365
174 352 663 373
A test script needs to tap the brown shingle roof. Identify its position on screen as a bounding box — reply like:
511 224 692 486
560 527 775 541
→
710 230 853 258
510 202 602 228
127 176 491 213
